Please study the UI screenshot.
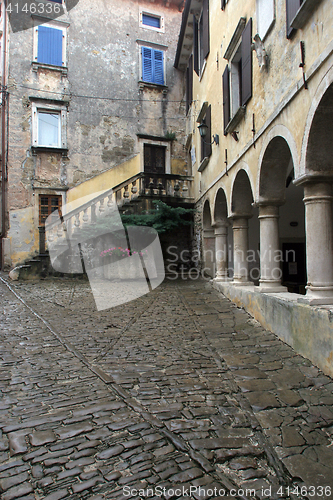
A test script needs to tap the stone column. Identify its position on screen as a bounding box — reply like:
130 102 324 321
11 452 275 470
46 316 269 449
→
257 205 287 292
213 223 229 281
231 217 252 285
202 228 215 278
302 181 333 304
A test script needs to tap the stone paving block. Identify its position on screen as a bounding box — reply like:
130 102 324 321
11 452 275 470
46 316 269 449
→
55 421 94 439
245 391 281 411
97 445 124 459
29 430 57 446
72 475 105 493
8 432 28 455
0 471 30 491
2 481 33 500
42 489 69 500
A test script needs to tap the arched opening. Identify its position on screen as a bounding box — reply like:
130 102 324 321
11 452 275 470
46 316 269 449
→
299 83 333 303
259 136 305 293
202 200 215 278
306 84 333 173
231 170 259 284
213 188 230 281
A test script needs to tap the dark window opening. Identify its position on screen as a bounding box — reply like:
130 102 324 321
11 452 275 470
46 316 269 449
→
286 0 303 38
144 145 166 174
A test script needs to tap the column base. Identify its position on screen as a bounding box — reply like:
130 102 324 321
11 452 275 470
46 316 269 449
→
255 280 288 293
298 285 333 305
298 296 333 306
255 285 288 293
231 280 254 287
213 276 232 283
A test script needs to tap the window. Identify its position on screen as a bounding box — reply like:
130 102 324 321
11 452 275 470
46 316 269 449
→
33 21 67 67
186 55 193 114
256 0 275 40
223 19 253 134
201 105 212 162
144 145 166 174
32 101 67 150
193 0 210 75
286 0 303 37
38 111 61 147
39 195 62 225
139 9 164 32
141 47 164 85
143 14 160 29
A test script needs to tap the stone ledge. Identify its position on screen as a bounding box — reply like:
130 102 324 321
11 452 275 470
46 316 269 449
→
212 281 333 378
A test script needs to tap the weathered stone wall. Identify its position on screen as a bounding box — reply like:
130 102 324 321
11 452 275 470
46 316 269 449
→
6 0 187 265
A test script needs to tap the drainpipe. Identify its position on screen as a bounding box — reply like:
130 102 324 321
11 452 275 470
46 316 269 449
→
0 0 7 270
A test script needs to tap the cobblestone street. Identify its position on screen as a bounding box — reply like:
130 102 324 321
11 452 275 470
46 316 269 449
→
1 275 333 500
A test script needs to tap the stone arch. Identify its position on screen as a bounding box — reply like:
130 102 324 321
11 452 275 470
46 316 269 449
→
229 162 255 213
203 198 213 229
202 198 215 277
213 187 228 224
231 169 254 216
256 125 299 201
300 67 333 177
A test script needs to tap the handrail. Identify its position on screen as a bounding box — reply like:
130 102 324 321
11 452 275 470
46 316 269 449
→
46 172 194 231
112 172 194 192
46 185 114 231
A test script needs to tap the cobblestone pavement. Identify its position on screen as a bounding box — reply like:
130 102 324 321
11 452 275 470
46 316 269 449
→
1 274 333 500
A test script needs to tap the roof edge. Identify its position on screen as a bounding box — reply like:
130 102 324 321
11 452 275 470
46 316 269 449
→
174 0 192 69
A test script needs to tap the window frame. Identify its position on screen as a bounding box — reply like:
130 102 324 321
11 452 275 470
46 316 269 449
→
39 194 62 226
256 0 275 40
139 8 164 33
138 137 171 174
138 42 167 87
32 101 68 151
197 0 210 77
33 19 68 69
223 18 253 135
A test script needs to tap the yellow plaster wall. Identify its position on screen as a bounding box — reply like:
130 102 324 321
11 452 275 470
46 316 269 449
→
66 154 141 210
189 0 333 208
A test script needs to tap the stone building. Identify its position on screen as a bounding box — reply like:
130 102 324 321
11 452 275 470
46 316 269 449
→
0 0 191 268
175 0 333 376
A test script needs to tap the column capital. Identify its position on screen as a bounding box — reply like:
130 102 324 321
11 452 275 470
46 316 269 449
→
294 172 333 187
258 204 279 219
214 225 228 236
203 229 215 238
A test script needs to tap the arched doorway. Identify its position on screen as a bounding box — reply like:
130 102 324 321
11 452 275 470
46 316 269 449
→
213 188 230 281
296 83 333 303
202 200 215 278
231 170 259 284
259 135 305 293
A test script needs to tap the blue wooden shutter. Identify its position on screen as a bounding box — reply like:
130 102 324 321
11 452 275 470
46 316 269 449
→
153 50 164 84
37 26 63 66
142 47 153 82
142 14 160 28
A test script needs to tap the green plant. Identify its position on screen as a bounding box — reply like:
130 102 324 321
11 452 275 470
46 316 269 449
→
120 200 194 234
164 131 176 140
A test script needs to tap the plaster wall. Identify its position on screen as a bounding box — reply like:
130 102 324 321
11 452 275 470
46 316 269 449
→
6 0 187 265
186 0 333 208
